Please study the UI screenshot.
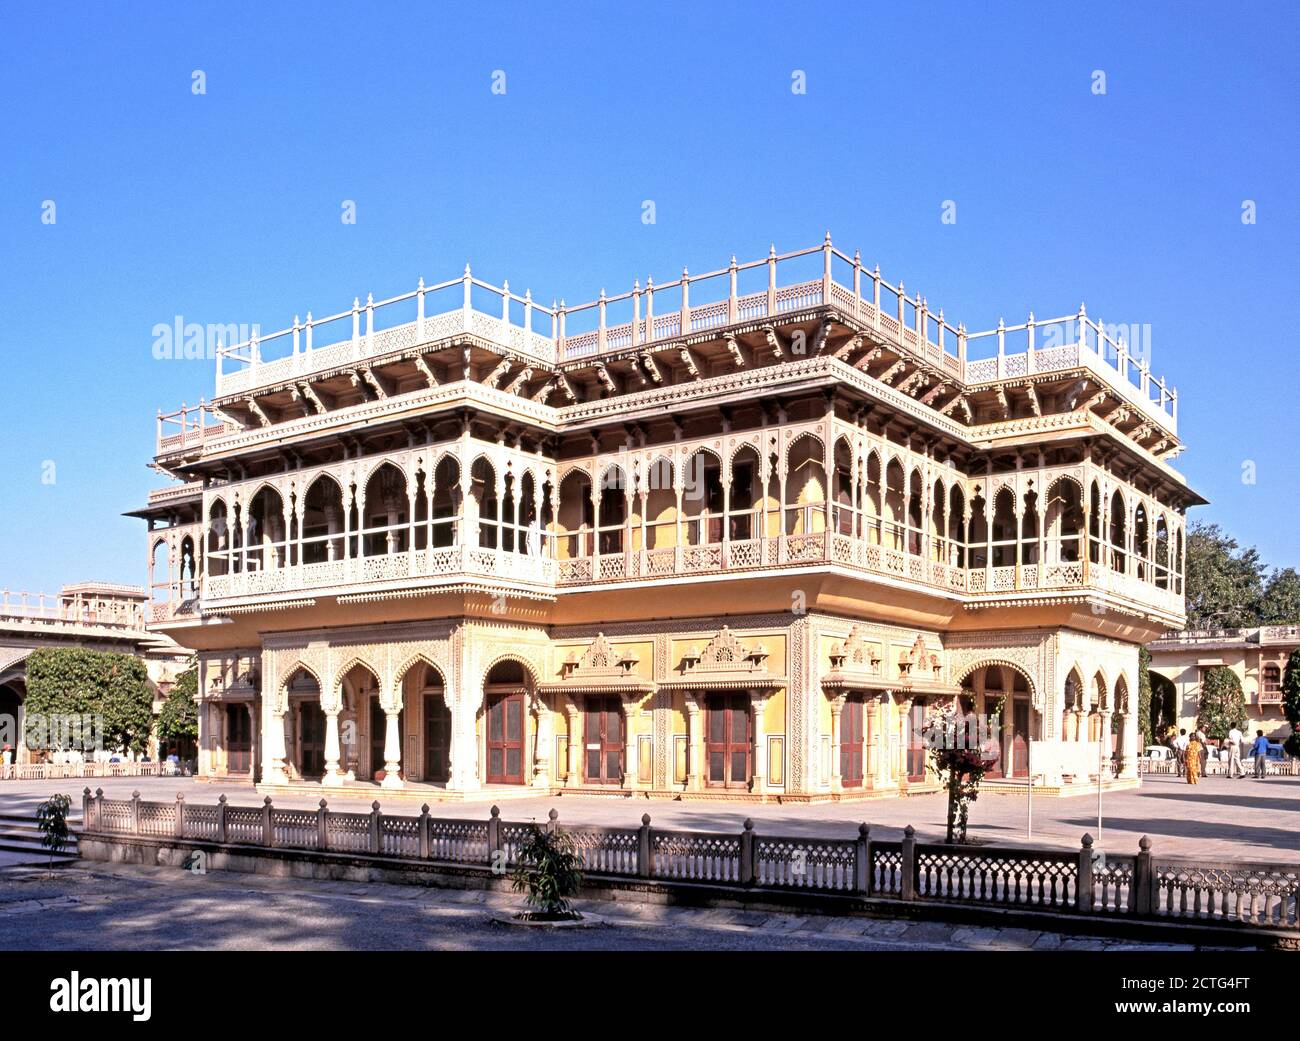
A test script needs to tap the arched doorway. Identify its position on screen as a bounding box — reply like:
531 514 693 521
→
483 660 529 785
0 680 24 765
420 665 451 784
285 669 323 779
960 664 1036 778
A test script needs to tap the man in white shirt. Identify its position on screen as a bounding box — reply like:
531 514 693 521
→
1173 729 1189 777
1227 724 1245 778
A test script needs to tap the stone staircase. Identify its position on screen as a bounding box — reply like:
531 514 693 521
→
0 812 81 867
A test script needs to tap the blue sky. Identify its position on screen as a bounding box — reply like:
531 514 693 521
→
1 1 1297 593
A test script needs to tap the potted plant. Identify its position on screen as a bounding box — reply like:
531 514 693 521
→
921 701 999 844
509 823 584 922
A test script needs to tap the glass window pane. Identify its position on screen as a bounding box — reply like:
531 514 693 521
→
506 748 521 777
709 751 724 781
732 751 748 782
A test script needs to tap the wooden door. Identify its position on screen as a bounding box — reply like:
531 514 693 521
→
906 697 928 782
423 693 451 783
370 697 386 778
486 690 526 784
298 702 325 778
706 693 751 788
840 696 864 786
226 704 251 774
1012 700 1030 778
584 695 623 785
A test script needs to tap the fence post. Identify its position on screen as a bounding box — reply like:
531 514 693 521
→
854 823 870 894
487 805 501 865
94 788 104 831
262 795 274 847
317 799 328 850
130 790 141 835
1077 833 1095 912
900 825 917 901
638 813 652 879
418 803 430 860
1133 835 1154 914
82 787 91 828
216 794 228 844
740 819 755 886
546 808 559 836
369 801 381 855
174 793 185 839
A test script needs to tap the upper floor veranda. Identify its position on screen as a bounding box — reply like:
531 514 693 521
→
151 236 1185 472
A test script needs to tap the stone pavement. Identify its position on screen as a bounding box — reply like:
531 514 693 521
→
3 771 1297 863
0 860 1232 951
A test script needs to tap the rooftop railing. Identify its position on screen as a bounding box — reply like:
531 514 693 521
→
0 590 145 630
176 236 1177 445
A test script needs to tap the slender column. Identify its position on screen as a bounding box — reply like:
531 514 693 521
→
532 696 552 788
621 697 639 791
829 695 845 794
381 706 404 788
750 693 767 794
896 697 914 788
264 702 289 784
323 699 343 786
565 703 581 786
864 695 878 789
685 698 703 791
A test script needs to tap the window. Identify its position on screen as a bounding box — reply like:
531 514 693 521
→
1262 664 1281 698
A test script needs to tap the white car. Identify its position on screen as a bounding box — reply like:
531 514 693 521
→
1143 745 1170 761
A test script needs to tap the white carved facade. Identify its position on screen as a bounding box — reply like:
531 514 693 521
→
137 238 1202 800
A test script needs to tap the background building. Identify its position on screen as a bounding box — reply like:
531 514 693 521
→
1148 626 1296 742
136 237 1201 800
0 582 190 764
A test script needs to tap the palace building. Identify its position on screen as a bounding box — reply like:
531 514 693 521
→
135 237 1202 801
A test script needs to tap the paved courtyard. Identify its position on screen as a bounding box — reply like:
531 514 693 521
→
3 771 1298 863
0 860 1229 951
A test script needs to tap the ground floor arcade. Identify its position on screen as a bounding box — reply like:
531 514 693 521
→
191 613 1142 802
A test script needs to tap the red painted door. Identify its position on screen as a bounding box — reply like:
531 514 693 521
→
486 691 525 784
840 697 864 786
706 693 751 788
584 696 623 784
226 704 252 774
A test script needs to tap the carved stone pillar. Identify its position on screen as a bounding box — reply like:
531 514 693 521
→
264 705 289 784
685 697 703 791
864 695 879 789
829 695 845 794
751 692 767 794
621 697 638 791
896 696 915 788
381 707 404 788
565 702 581 786
322 706 343 786
532 695 552 789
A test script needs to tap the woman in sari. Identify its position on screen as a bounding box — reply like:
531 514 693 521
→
1185 732 1202 785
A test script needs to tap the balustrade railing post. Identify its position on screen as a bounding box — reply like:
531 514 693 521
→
821 231 832 303
317 799 328 850
872 264 881 329
418 803 431 860
680 267 690 332
852 250 862 318
632 280 642 346
546 807 559 836
900 825 917 900
598 288 607 352
728 256 738 323
1133 835 1154 914
854 823 870 894
416 277 426 341
217 794 228 844
175 793 185 839
94 788 104 831
766 245 777 316
130 790 141 835
369 800 382 854
740 818 755 886
263 795 274 847
462 264 473 329
637 813 652 878
487 805 501 864
365 292 375 355
82 787 91 829
1077 833 1095 912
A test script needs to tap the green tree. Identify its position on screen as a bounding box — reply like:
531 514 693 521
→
1282 648 1300 759
24 648 153 756
1196 666 1247 741
1183 522 1265 629
1260 568 1300 625
156 665 198 748
1137 646 1154 749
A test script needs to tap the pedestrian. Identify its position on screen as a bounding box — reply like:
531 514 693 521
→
1173 728 1189 777
1185 731 1203 785
1195 729 1209 778
1251 730 1270 779
1227 723 1244 778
